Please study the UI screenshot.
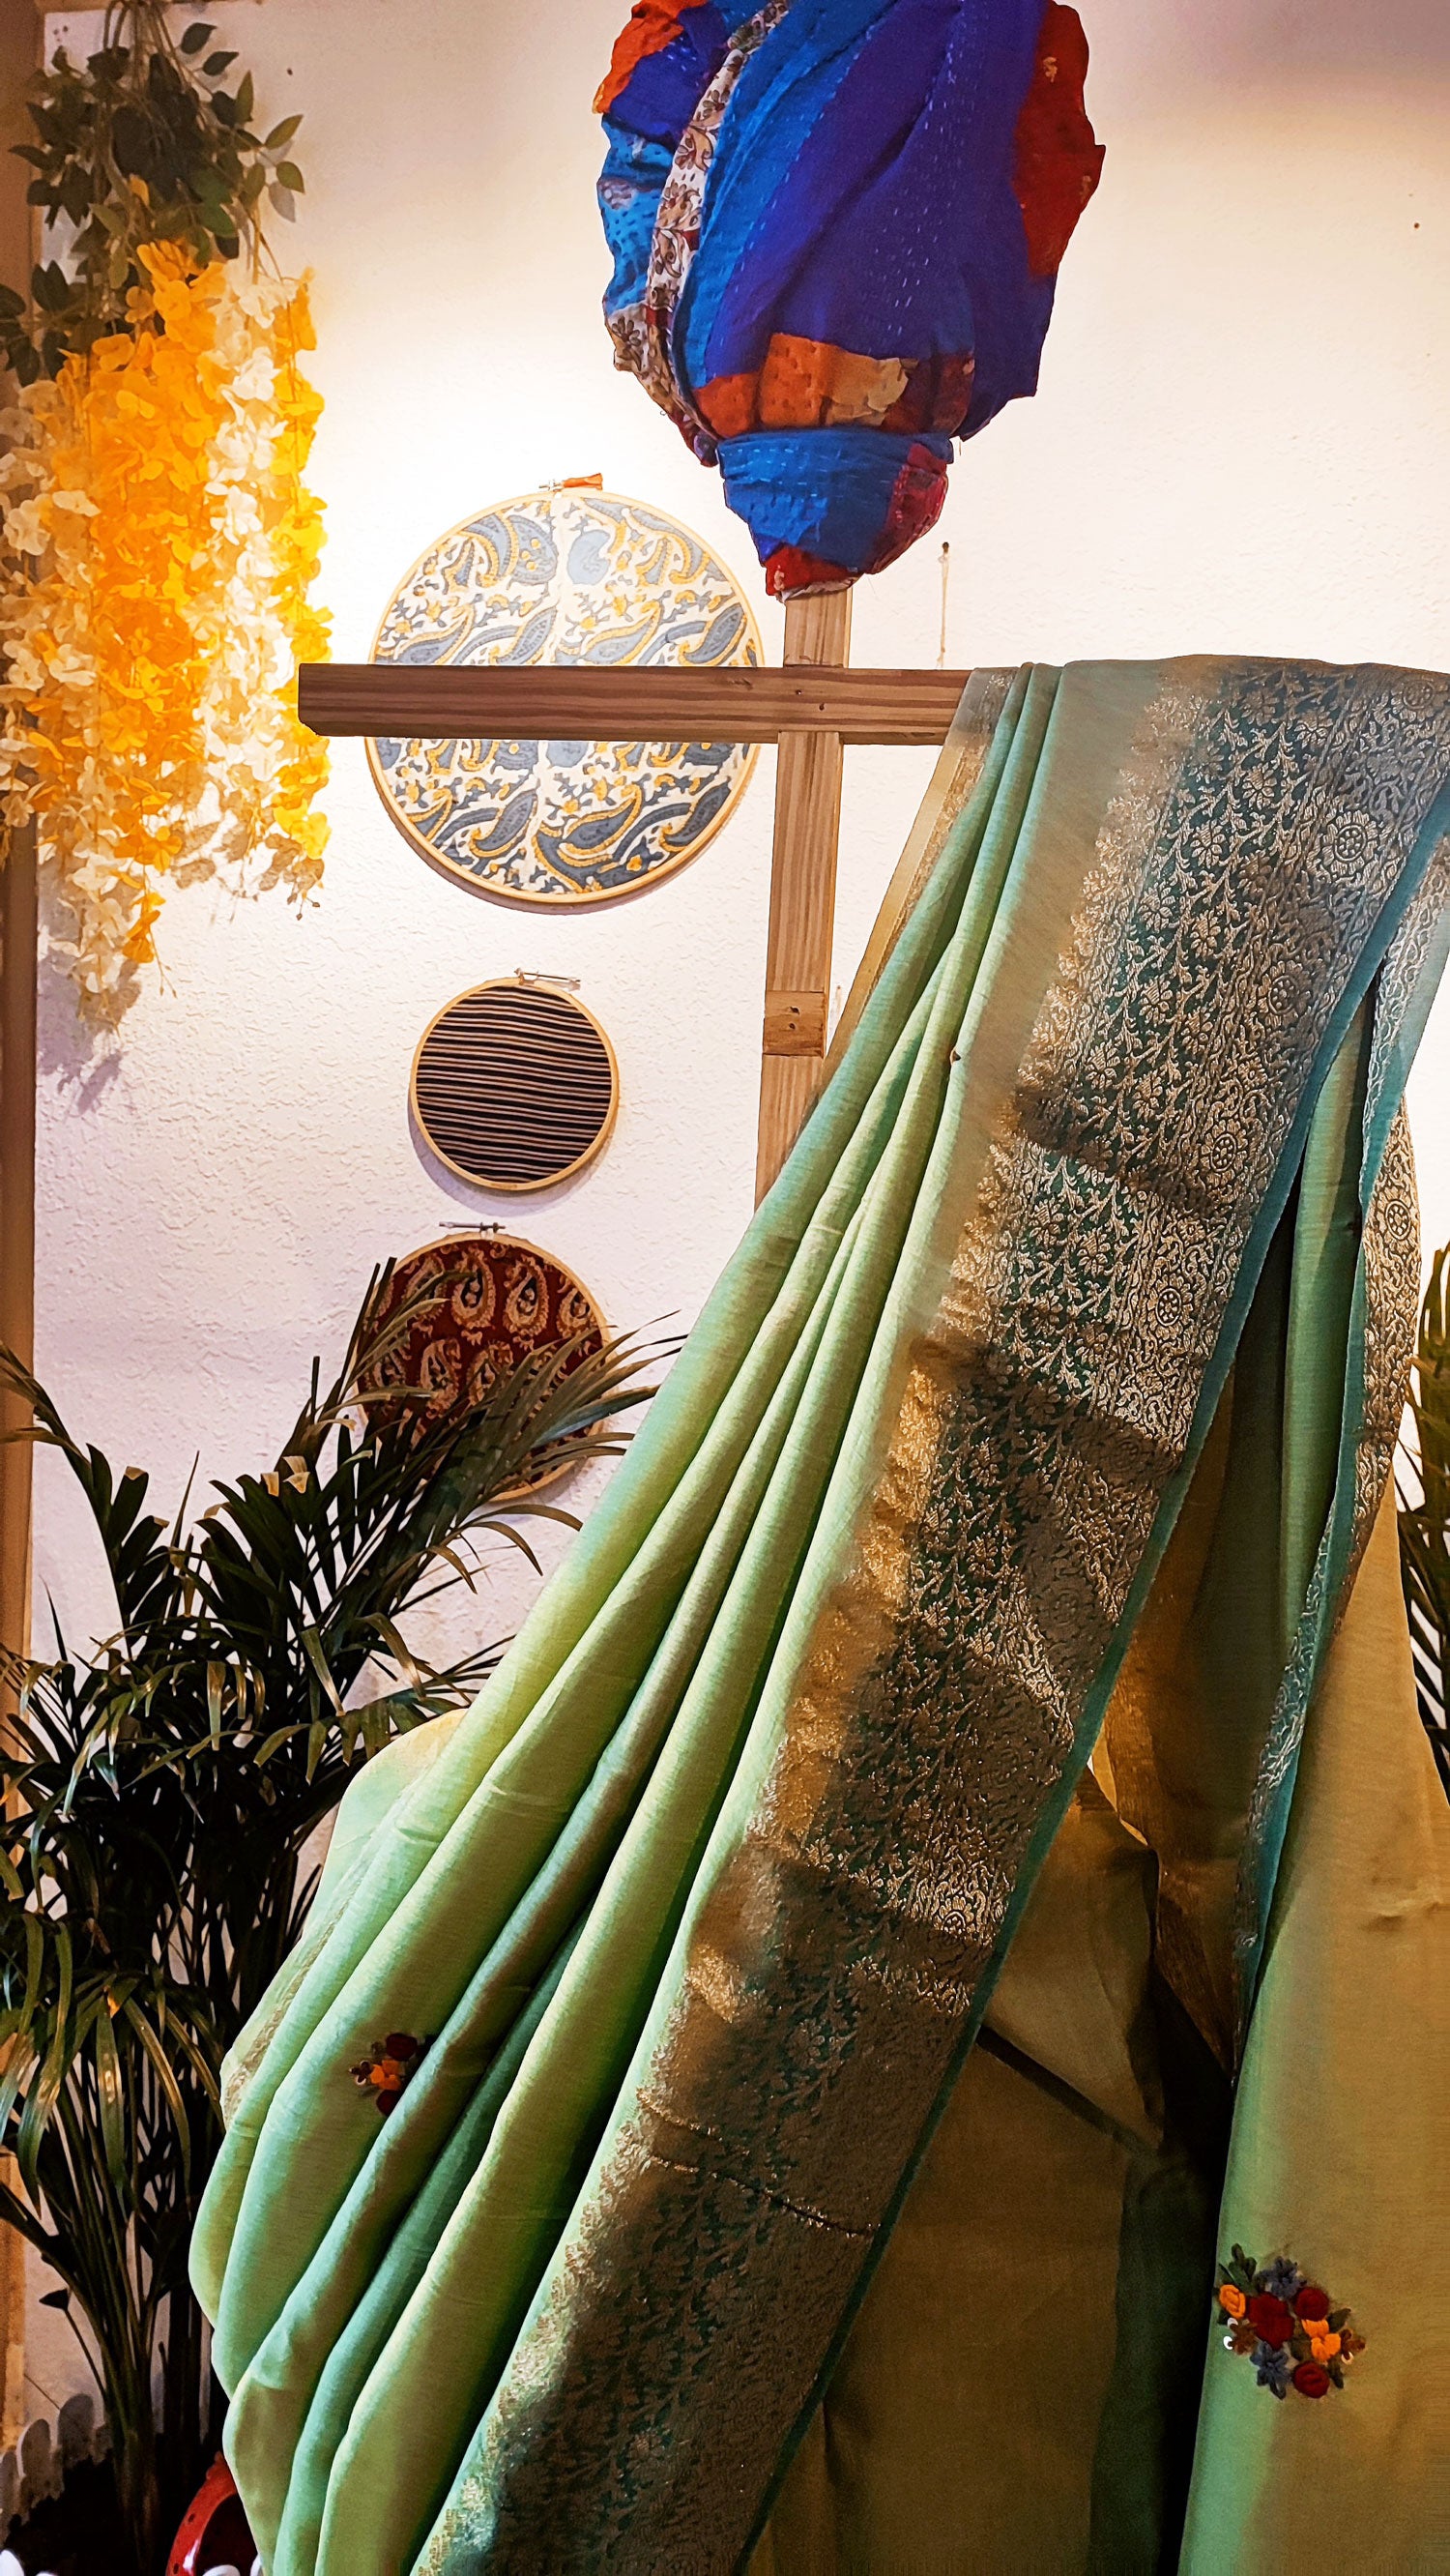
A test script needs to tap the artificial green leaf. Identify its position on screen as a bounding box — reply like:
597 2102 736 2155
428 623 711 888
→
179 23 216 54
119 1999 190 2177
91 2006 126 2193
32 260 70 313
275 161 304 193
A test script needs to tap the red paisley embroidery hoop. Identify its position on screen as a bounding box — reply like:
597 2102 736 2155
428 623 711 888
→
357 1232 608 1498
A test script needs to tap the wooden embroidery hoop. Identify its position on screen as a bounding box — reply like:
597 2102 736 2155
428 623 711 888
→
409 974 621 1193
366 483 764 909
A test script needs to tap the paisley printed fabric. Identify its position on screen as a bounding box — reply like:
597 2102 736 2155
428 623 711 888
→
191 660 1450 2575
358 1237 604 1492
596 0 1104 594
369 487 760 904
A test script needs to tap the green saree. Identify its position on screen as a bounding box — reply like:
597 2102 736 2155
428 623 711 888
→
192 659 1450 2574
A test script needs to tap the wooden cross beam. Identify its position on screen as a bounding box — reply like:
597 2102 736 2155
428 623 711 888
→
300 600 972 1198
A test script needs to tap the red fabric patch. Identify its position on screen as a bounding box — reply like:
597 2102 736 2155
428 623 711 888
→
866 441 950 576
595 0 710 114
1011 2 1105 278
765 546 856 600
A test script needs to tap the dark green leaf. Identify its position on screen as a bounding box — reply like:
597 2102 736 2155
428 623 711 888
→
32 260 70 314
179 23 216 54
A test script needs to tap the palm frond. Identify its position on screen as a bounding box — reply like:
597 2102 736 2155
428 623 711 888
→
0 1267 660 2561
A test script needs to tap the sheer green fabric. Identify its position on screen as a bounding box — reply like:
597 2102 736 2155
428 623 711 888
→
191 660 1450 2574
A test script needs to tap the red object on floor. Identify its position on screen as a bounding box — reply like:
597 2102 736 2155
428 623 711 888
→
167 2453 255 2575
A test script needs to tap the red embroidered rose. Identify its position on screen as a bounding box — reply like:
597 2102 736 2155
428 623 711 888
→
1294 2284 1330 2322
1292 2360 1331 2398
1248 2294 1293 2347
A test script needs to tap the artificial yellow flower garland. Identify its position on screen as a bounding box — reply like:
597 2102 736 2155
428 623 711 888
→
0 238 329 1020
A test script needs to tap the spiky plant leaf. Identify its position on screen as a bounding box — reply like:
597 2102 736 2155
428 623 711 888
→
0 1265 659 2566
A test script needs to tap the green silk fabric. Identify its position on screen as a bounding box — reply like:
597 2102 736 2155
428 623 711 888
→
191 659 1450 2573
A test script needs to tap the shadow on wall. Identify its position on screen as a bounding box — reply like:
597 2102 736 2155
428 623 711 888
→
0 2391 104 2529
33 947 122 1110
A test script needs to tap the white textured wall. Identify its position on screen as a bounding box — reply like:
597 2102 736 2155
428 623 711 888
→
23 0 1450 2424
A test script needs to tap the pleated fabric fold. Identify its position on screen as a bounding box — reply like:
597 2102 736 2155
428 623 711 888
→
192 657 1450 2574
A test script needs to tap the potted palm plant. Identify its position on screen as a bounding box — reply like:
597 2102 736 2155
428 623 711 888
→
0 1268 653 2574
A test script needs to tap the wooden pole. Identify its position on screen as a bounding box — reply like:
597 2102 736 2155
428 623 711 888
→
0 832 31 2454
0 0 39 2458
755 590 853 1200
0 830 35 1666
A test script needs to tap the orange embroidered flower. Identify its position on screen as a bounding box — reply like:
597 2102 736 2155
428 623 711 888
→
1218 2283 1247 2320
1309 2332 1342 2363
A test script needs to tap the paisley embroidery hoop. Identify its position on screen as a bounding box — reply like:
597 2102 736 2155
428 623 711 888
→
358 1232 607 1497
367 485 762 906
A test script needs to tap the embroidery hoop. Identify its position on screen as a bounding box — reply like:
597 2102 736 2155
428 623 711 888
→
366 484 763 908
358 1229 609 1498
409 976 621 1193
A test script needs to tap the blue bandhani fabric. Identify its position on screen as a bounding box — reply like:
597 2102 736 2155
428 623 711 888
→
597 0 1103 596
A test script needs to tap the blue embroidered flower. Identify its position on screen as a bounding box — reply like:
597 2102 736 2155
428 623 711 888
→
1253 2341 1291 2398
1256 2255 1304 2300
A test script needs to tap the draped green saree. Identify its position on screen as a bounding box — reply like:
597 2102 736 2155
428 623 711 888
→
193 659 1450 2574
